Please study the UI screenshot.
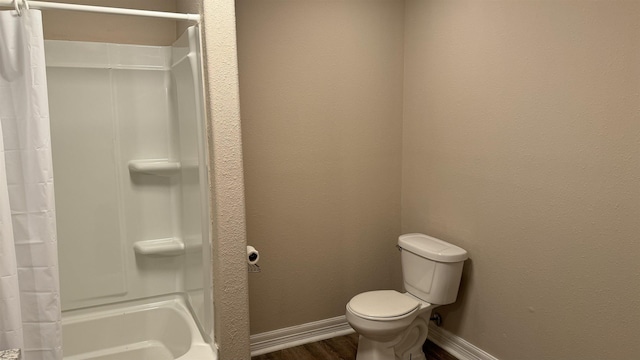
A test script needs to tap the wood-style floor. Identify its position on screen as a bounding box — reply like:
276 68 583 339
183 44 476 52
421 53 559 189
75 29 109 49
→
251 333 457 360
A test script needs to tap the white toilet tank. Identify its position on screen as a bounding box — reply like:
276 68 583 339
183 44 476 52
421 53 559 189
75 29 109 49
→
398 233 468 305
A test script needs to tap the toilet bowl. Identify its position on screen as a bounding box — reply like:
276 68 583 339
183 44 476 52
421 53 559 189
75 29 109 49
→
346 234 467 360
346 290 422 342
346 290 436 360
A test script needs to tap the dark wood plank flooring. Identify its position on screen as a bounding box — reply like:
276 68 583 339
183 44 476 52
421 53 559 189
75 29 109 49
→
252 333 457 360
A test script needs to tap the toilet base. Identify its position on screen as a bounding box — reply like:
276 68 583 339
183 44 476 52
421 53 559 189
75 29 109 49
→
394 312 430 360
354 311 431 360
355 335 396 360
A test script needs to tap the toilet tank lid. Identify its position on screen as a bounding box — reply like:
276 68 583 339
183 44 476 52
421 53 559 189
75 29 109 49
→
398 233 468 263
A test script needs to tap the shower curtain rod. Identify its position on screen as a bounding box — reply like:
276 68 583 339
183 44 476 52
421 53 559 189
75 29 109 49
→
0 0 200 22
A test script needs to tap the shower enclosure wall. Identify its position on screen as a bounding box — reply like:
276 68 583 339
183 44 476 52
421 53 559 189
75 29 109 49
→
45 26 215 359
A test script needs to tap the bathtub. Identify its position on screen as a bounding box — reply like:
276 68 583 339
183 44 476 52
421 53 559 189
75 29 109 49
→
62 295 217 360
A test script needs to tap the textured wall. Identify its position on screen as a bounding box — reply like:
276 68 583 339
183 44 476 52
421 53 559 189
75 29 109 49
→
201 0 251 358
41 0 178 45
402 1 640 359
236 0 405 334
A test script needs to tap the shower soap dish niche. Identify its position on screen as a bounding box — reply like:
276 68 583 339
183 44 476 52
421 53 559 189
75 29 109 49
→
134 238 185 256
128 159 181 176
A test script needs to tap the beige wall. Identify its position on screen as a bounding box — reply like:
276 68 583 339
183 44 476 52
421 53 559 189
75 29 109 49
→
403 1 640 359
236 0 405 334
176 0 200 36
41 0 178 45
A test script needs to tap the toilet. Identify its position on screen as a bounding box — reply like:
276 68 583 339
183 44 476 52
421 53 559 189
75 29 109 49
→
346 233 468 360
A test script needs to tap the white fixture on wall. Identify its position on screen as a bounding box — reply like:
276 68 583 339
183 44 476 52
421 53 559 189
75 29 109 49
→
46 24 214 359
128 160 182 177
133 238 185 256
247 245 261 272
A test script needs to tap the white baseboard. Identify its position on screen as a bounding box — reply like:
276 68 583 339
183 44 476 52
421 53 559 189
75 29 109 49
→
250 316 499 360
427 323 500 360
250 315 355 357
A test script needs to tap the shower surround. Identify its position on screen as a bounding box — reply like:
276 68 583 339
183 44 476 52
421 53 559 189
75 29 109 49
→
45 27 215 359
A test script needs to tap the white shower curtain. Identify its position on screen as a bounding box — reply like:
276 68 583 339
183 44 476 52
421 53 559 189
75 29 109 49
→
0 8 62 360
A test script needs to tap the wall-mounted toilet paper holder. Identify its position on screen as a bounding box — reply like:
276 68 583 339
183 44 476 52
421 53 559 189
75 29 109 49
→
247 245 260 272
248 263 261 273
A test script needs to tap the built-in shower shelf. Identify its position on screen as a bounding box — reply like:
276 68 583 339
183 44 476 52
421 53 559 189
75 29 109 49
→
128 160 181 176
133 238 185 256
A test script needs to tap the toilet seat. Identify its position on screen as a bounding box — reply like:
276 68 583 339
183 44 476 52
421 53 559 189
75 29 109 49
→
347 290 420 321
